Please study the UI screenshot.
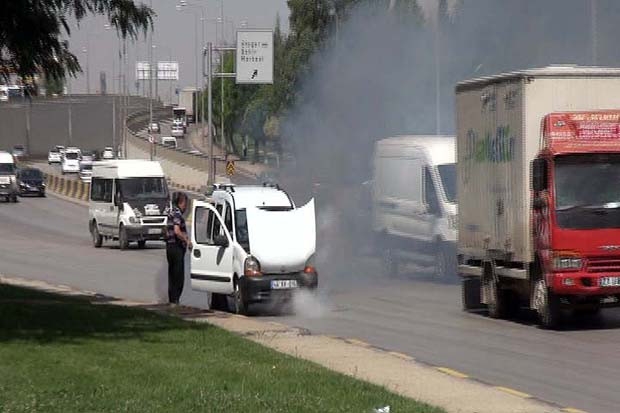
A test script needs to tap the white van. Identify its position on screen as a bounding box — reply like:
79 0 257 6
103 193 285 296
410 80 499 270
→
190 184 317 314
161 136 177 149
372 136 457 277
0 151 18 202
88 160 169 250
61 148 81 174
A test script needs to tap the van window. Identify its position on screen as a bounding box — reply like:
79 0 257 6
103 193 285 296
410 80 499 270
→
195 207 210 244
211 204 224 238
91 178 113 202
0 163 15 175
224 202 233 234
375 157 422 202
424 168 441 216
118 177 168 200
235 209 250 253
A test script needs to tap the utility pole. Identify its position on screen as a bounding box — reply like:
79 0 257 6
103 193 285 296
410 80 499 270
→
591 0 598 65
207 42 213 185
220 1 225 154
434 19 441 135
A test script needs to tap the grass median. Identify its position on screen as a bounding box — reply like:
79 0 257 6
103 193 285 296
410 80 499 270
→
0 284 443 413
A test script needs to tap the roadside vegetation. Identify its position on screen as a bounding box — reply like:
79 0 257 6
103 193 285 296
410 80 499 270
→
0 285 443 413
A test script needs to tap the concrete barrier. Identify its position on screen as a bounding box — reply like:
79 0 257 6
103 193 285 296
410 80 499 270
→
44 173 90 201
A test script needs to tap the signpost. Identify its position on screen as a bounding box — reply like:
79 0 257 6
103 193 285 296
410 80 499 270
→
226 160 235 176
203 29 273 185
236 30 274 84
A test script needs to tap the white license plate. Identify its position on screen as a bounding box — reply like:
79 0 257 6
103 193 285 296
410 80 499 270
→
270 280 298 290
600 276 620 287
148 228 161 235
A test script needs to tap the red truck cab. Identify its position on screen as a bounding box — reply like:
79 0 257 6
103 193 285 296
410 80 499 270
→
532 111 620 324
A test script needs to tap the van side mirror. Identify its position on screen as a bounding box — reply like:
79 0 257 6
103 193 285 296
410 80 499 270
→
532 158 548 192
213 234 229 248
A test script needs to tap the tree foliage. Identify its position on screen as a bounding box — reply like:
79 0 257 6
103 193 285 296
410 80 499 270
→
0 0 154 81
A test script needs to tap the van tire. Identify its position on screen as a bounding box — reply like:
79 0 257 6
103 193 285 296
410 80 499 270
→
118 225 129 250
462 277 482 310
232 280 249 315
91 221 103 248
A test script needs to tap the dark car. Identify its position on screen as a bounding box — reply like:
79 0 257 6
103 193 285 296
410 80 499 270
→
17 168 45 197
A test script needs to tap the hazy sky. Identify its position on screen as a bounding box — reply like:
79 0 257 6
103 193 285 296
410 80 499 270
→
66 0 289 101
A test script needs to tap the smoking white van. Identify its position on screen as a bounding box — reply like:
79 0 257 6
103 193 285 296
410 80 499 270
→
372 135 457 277
190 183 317 315
0 151 18 202
88 160 169 250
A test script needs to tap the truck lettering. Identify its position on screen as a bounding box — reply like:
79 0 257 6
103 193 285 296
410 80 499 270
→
465 126 515 163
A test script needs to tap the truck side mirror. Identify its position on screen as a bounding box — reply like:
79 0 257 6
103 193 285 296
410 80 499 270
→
532 158 548 192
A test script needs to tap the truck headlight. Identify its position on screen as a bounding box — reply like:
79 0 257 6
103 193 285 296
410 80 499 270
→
553 252 583 271
244 256 262 277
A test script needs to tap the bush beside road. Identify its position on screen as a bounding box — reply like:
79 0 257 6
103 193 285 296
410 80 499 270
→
0 283 442 413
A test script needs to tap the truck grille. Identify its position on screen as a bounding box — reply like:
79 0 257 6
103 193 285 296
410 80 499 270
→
587 256 620 273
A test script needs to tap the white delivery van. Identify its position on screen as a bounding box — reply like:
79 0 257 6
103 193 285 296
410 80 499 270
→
61 148 81 174
372 135 457 277
0 151 19 202
190 184 318 315
161 136 177 149
88 160 169 250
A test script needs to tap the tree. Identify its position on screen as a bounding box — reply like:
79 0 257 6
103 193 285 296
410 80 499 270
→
44 75 65 96
0 0 153 81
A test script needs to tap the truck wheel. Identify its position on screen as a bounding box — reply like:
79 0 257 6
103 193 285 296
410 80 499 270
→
533 279 561 329
91 222 103 248
462 277 482 310
232 281 249 315
137 240 147 249
118 225 129 250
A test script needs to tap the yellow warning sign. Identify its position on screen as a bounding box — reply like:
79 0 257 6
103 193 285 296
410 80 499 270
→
226 160 235 176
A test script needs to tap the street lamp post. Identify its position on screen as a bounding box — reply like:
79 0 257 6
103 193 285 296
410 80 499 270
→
82 47 90 94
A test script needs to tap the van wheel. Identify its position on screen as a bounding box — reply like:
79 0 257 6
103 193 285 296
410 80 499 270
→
232 281 249 315
462 277 482 310
137 240 146 249
91 222 103 248
118 225 129 250
12 195 18 203
533 279 561 329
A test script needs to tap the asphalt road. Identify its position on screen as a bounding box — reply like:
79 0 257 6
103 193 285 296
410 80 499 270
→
3 194 620 413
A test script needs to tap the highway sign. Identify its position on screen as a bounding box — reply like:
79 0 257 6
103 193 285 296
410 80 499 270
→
226 160 235 176
136 62 151 80
236 30 273 84
157 62 179 81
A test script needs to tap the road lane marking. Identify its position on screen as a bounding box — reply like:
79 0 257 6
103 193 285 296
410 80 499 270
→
561 408 588 413
494 386 531 399
436 367 468 378
388 351 414 361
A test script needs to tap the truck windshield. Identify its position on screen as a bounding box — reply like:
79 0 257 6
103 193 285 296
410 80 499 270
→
119 177 168 200
0 163 15 175
437 163 456 203
555 154 620 229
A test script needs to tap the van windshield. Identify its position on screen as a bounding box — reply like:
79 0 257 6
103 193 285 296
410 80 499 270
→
437 163 456 203
0 163 15 175
65 152 79 160
235 209 250 253
119 177 168 200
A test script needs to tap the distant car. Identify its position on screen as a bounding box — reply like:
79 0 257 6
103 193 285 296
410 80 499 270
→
62 149 81 174
149 122 160 133
55 145 66 155
48 148 62 164
161 136 177 149
17 167 45 197
79 163 93 183
11 145 26 159
171 125 184 138
81 151 95 165
101 147 114 160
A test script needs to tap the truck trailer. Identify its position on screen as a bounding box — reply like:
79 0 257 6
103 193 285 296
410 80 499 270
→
456 65 620 328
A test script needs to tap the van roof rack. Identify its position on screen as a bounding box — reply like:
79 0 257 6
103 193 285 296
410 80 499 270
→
262 182 280 190
213 183 235 192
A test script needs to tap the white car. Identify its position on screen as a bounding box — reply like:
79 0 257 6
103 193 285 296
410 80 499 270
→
101 147 114 160
48 148 62 164
79 163 93 183
171 125 184 138
161 136 177 149
149 122 160 133
190 184 318 315
61 149 81 174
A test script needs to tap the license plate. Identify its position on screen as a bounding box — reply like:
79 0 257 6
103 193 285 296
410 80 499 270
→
270 280 298 290
600 276 620 287
148 228 161 235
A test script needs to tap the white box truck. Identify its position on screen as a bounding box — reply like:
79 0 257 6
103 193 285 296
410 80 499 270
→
178 87 197 123
456 65 620 327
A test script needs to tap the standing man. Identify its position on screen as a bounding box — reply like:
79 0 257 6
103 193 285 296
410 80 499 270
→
166 192 192 305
